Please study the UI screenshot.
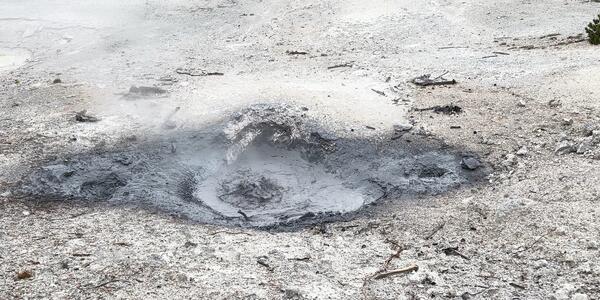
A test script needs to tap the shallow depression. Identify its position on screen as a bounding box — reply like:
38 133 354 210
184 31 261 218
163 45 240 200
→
18 103 485 228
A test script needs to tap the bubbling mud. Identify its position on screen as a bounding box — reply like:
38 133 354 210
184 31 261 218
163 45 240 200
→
19 103 484 228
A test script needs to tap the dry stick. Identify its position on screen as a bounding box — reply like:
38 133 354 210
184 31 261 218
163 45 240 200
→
552 38 587 46
237 210 250 221
207 230 253 236
327 62 353 70
438 46 469 49
381 247 403 270
433 71 449 80
373 264 419 280
513 234 546 254
425 222 445 240
94 279 127 289
510 282 526 289
371 89 386 96
286 50 308 55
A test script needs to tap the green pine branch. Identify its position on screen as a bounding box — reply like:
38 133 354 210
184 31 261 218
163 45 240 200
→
586 14 600 45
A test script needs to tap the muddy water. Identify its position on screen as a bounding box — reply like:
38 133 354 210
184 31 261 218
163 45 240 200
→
18 104 484 228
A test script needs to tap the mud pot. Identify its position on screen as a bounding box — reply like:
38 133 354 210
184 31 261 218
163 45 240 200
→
17 104 485 229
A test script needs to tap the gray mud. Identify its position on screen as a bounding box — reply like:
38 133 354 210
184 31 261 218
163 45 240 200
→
17 104 485 228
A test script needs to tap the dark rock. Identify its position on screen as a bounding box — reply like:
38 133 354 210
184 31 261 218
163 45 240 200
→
461 157 482 170
75 110 100 122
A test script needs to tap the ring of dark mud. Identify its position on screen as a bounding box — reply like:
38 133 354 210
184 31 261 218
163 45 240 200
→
16 103 486 229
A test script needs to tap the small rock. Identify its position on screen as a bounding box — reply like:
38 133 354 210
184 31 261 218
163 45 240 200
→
52 78 62 84
461 157 482 170
555 141 576 155
16 270 33 280
125 86 168 99
183 241 198 248
548 99 561 108
577 138 593 154
393 123 413 132
572 293 589 300
502 153 517 167
582 124 597 136
562 118 573 126
22 210 30 216
516 146 528 156
75 110 101 123
551 284 576 300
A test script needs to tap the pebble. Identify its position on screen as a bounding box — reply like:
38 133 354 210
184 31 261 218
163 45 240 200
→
393 123 413 132
503 153 517 167
516 146 528 156
555 141 575 155
577 138 593 154
562 118 573 126
572 293 589 300
461 157 482 170
551 284 576 300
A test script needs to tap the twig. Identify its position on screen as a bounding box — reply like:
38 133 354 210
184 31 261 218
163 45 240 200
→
257 257 274 272
175 68 223 76
95 279 120 288
327 62 353 70
438 46 469 49
373 265 419 279
207 230 253 236
433 71 449 80
425 222 445 240
510 282 526 289
442 247 470 260
93 279 126 289
513 234 546 254
286 50 308 55
381 247 403 270
72 253 92 257
552 38 586 46
237 210 250 221
412 73 456 86
371 89 386 96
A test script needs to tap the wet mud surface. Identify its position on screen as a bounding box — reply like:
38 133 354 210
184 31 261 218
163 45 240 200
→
17 104 485 228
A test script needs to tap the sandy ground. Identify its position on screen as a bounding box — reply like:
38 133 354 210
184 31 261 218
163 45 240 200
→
1 0 600 299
